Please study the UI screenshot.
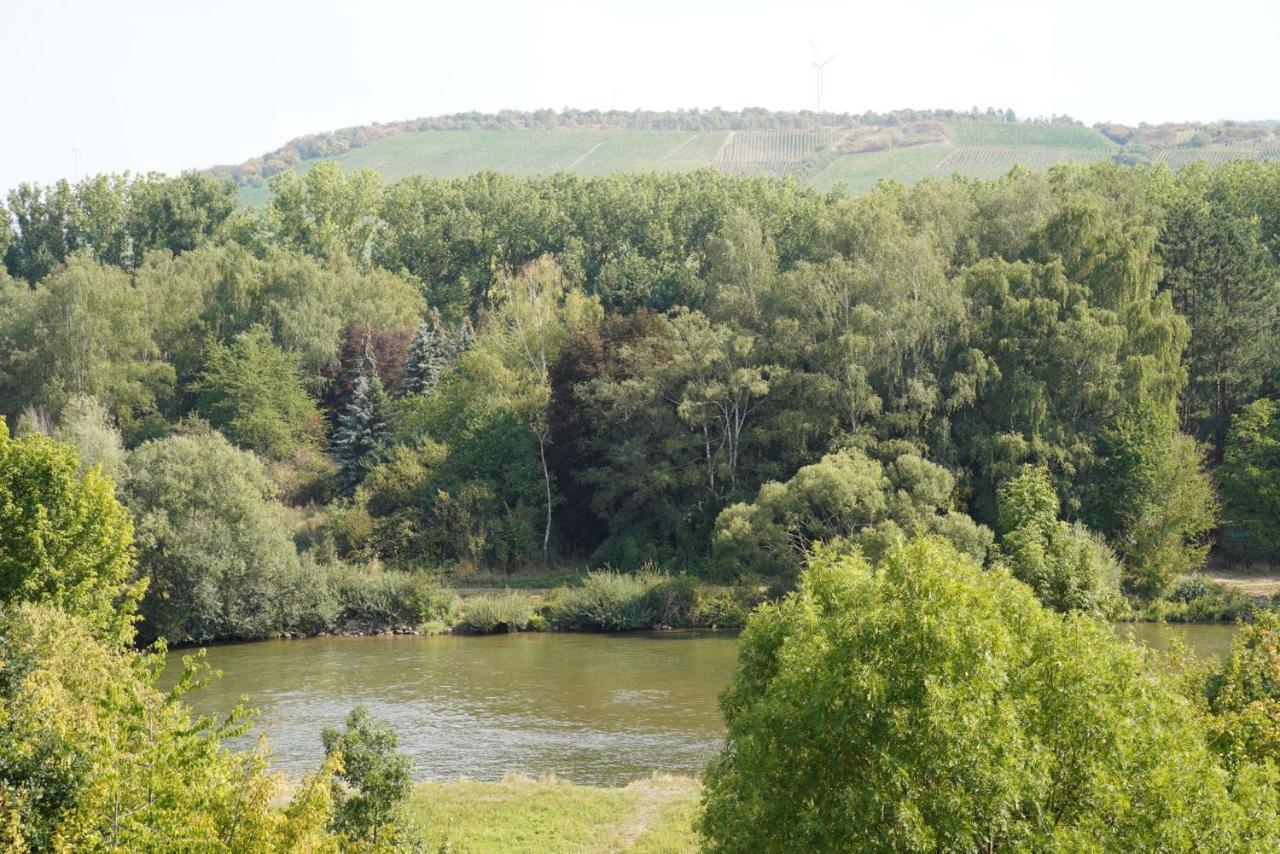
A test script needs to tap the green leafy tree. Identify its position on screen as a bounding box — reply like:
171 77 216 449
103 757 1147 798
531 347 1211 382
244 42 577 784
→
714 448 992 577
1160 167 1280 456
996 466 1122 614
1219 398 1280 556
698 537 1273 851
125 429 301 643
475 256 601 557
0 255 173 431
53 394 127 483
1087 403 1216 594
194 326 321 460
268 162 384 262
0 420 141 643
0 603 340 851
321 705 413 847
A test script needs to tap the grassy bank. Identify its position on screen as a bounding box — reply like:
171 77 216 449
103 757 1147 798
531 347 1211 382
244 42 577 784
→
406 775 700 853
268 567 761 641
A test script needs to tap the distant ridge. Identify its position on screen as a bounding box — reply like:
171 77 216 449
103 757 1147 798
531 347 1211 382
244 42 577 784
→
212 108 1280 204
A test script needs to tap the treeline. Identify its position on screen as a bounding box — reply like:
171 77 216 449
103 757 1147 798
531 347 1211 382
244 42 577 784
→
206 106 1045 187
2 159 1279 643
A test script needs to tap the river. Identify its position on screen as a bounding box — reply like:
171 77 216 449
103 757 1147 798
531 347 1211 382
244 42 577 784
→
164 622 1237 785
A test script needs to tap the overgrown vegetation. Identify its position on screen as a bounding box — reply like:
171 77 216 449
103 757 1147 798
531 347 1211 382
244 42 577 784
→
3 159 1279 642
700 537 1280 851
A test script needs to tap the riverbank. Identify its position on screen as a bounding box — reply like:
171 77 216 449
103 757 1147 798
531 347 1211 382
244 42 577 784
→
406 774 700 852
258 568 761 644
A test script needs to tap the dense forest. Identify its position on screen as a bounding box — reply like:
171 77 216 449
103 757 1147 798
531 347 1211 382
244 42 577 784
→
2 159 1279 646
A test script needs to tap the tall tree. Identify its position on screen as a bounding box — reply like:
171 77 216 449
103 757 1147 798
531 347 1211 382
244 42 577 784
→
332 338 392 493
477 256 601 558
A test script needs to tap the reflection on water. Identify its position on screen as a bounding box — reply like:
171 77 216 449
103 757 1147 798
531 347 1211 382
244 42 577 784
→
163 631 738 785
164 622 1240 784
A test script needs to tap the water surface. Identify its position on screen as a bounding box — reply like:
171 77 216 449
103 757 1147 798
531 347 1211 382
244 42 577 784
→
166 622 1240 784
165 631 738 785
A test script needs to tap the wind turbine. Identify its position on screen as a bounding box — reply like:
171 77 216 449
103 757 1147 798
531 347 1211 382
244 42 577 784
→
810 40 839 113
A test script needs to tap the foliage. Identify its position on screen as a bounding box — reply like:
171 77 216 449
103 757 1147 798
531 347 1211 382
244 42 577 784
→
332 342 393 493
52 394 127 482
0 603 340 852
456 592 535 634
1159 164 1280 456
3 172 235 282
0 420 141 643
1136 573 1255 623
715 448 992 577
124 429 301 643
548 569 697 631
1203 611 1280 770
698 537 1276 851
1087 403 1217 594
0 255 172 431
996 465 1123 614
321 705 413 847
194 326 322 460
1219 398 1280 557
6 159 1280 607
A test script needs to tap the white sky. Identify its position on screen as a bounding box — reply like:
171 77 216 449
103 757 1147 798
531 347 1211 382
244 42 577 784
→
2 0 1277 192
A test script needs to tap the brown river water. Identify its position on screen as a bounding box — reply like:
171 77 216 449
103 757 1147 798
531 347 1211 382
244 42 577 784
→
163 623 1236 784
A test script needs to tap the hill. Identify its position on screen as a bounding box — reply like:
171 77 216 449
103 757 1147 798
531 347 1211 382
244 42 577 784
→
219 109 1280 205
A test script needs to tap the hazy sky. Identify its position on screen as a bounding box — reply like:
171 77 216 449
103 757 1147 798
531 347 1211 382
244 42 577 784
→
3 0 1277 192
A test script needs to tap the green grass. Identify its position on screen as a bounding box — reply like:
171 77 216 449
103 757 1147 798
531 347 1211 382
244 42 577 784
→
810 144 953 192
406 775 700 853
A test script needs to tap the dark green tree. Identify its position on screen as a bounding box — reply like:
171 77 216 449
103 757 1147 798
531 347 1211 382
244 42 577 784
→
1219 398 1280 557
333 341 392 492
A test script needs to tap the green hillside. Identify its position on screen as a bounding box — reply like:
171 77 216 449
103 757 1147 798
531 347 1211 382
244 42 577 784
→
233 114 1280 205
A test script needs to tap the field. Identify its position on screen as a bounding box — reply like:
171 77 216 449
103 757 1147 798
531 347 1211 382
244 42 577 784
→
236 120 1277 204
406 775 700 853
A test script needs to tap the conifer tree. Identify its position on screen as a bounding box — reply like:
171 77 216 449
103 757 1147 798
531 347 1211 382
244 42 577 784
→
401 315 446 397
333 339 391 492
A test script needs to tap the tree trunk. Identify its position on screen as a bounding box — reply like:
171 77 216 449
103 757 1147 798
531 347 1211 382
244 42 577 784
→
535 428 552 561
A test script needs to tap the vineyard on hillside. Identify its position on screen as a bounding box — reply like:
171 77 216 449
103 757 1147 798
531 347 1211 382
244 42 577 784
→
230 115 1280 205
713 130 842 177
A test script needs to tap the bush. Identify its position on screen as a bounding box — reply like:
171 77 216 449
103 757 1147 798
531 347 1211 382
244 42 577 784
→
455 592 534 634
698 537 1275 851
549 570 663 631
321 706 413 847
0 604 340 851
691 587 754 628
1138 574 1256 623
323 562 456 632
996 466 1123 614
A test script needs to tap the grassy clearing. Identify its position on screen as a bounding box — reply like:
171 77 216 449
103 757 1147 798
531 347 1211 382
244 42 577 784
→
406 774 700 853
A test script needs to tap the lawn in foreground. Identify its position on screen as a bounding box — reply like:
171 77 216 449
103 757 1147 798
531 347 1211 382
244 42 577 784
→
407 774 700 853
